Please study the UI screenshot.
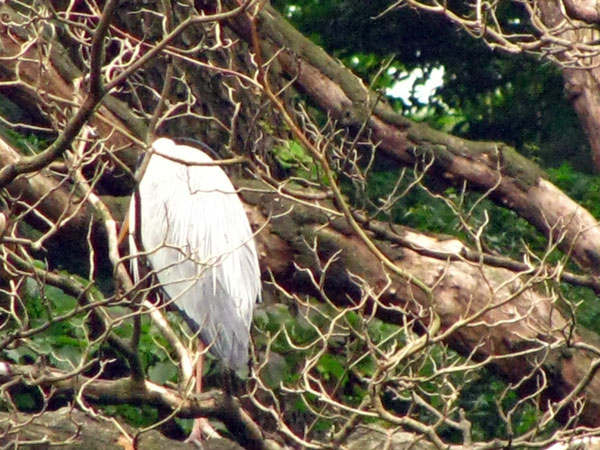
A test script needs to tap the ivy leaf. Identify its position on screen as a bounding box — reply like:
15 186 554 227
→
317 353 345 381
148 361 177 384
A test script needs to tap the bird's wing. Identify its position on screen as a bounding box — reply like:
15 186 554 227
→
133 144 260 369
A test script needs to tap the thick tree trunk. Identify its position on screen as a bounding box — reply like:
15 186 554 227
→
537 0 600 171
0 407 434 450
0 407 242 450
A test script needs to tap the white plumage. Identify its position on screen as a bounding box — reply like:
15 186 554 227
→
129 137 261 369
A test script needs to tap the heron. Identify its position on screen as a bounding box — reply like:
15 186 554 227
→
126 137 261 441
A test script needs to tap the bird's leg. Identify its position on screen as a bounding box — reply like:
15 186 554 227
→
186 342 221 445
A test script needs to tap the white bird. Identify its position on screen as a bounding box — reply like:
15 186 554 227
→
126 137 261 439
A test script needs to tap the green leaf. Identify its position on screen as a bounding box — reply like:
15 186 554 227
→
273 140 313 169
148 361 178 384
53 345 83 370
317 353 345 380
4 346 37 364
46 285 77 314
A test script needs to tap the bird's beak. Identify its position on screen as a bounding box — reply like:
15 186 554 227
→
118 214 130 246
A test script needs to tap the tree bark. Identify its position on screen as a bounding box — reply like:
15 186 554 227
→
245 181 600 426
0 407 242 450
0 407 435 450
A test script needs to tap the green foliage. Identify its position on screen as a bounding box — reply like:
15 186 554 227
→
458 371 556 442
0 94 51 154
359 161 560 260
1 278 87 414
273 139 327 183
145 315 180 385
273 140 311 170
254 300 389 433
0 275 179 427
103 404 159 428
567 285 600 333
274 0 591 171
148 360 178 385
254 298 556 441
460 375 510 441
549 163 600 219
2 280 89 371
3 128 50 154
10 388 42 413
360 169 461 234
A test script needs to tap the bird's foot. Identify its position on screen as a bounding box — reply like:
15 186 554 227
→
185 418 221 447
